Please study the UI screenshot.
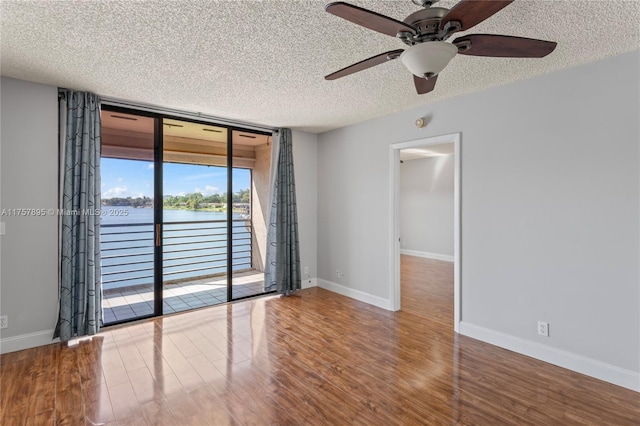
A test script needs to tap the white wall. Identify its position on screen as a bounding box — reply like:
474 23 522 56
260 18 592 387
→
400 155 454 257
317 51 640 390
0 78 319 353
0 77 59 352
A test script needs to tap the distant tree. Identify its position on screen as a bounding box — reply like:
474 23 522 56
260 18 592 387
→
185 193 204 209
104 196 153 207
233 189 250 203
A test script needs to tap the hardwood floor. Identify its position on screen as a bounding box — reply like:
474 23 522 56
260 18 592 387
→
401 255 454 325
1 286 639 425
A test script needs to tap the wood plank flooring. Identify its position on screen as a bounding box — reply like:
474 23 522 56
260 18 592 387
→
401 255 454 325
1 280 639 424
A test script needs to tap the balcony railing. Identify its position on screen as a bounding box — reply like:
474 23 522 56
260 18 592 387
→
100 219 252 290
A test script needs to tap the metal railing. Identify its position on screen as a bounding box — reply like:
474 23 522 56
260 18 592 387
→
100 219 252 290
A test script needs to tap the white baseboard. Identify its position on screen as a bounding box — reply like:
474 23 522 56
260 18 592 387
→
459 321 640 392
302 277 317 289
400 249 454 262
0 329 59 354
317 279 392 310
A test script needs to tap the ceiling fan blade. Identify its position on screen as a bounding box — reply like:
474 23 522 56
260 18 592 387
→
413 74 438 95
440 0 513 32
325 2 417 37
454 34 557 57
325 49 404 80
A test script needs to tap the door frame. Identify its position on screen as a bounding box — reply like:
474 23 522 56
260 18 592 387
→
100 104 273 326
388 132 461 332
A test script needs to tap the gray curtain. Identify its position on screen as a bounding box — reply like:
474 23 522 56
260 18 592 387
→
55 90 102 341
265 128 301 294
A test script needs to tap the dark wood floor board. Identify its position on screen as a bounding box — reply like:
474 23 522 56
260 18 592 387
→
1 363 30 424
55 346 85 425
24 410 55 426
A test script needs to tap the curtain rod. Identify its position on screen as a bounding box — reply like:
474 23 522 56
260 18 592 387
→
99 95 278 134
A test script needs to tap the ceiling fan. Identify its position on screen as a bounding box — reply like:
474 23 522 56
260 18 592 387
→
324 0 557 94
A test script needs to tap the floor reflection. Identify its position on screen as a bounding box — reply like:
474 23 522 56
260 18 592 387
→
2 287 639 425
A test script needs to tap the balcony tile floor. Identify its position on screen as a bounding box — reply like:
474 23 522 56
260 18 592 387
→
102 270 265 324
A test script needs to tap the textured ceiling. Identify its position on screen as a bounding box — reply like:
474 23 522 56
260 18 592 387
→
1 1 639 133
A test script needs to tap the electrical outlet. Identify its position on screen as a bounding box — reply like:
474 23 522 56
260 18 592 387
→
336 270 340 278
0 315 7 329
537 321 549 337
304 266 309 275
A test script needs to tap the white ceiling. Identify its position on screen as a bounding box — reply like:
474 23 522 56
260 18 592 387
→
1 1 639 133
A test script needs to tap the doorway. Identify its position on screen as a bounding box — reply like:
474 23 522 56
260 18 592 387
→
389 133 461 332
99 108 273 325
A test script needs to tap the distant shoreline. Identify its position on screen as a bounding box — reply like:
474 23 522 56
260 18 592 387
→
104 205 246 213
163 206 227 213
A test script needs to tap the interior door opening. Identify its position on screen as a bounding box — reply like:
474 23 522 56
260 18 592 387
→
398 142 455 326
390 133 461 332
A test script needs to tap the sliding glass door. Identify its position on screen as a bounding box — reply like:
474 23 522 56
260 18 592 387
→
161 118 231 313
100 110 157 324
100 107 272 325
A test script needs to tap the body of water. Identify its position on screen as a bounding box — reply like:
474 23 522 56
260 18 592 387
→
101 206 252 290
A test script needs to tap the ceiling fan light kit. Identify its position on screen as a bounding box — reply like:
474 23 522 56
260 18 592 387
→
401 42 458 78
324 0 557 95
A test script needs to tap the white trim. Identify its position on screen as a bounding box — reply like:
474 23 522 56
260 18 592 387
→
389 133 461 333
400 249 454 262
389 147 401 311
0 329 59 354
318 279 392 310
302 277 318 289
459 321 640 392
453 135 461 334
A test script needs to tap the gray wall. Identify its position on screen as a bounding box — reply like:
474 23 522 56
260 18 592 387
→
317 51 639 373
400 155 454 256
292 130 318 286
0 77 59 343
0 77 319 351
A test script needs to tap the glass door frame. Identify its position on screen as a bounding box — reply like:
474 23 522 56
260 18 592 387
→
101 104 273 324
153 114 163 315
100 104 163 323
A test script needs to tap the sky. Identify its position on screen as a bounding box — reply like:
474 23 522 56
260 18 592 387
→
101 158 250 199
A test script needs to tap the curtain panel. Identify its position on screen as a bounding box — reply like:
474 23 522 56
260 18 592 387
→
55 90 102 341
265 128 301 295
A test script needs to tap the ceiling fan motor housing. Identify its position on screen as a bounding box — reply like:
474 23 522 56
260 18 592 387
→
402 7 451 43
